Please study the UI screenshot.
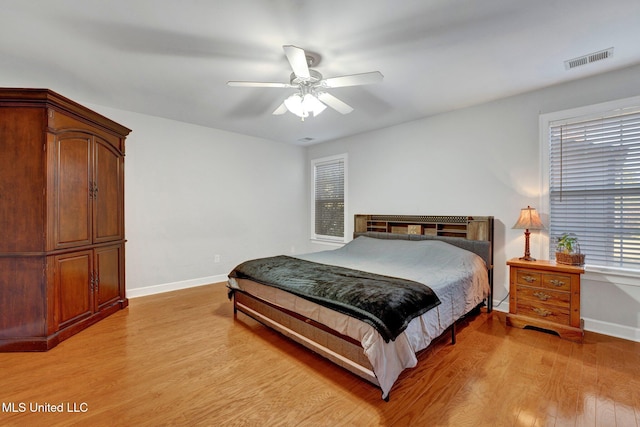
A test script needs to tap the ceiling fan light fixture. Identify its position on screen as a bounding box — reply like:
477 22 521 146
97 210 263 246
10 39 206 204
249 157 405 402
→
284 93 326 119
303 93 326 116
284 94 305 117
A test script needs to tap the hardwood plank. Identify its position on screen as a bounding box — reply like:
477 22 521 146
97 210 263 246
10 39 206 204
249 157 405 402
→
0 282 638 426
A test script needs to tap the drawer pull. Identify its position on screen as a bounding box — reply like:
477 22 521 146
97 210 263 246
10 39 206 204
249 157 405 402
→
523 275 537 283
550 279 565 287
533 291 551 301
533 307 553 317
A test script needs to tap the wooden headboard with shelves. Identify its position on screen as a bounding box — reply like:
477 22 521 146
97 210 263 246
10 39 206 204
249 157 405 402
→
354 214 493 241
354 214 495 311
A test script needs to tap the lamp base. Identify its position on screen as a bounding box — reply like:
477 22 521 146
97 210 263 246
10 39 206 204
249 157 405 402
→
519 229 536 262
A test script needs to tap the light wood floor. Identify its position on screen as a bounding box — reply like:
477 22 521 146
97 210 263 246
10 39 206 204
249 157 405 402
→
1 283 639 427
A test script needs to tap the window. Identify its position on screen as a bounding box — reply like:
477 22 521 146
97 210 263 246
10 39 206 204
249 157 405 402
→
545 100 640 271
311 154 347 242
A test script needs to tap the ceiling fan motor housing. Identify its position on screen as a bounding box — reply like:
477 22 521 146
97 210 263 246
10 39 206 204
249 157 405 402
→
290 69 323 86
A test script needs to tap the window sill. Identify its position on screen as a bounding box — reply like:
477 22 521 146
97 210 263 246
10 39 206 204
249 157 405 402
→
309 238 345 248
583 265 640 287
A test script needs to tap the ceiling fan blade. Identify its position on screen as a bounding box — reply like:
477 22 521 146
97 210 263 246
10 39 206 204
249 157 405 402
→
283 45 310 80
316 92 354 114
322 71 383 88
272 102 288 115
227 81 293 88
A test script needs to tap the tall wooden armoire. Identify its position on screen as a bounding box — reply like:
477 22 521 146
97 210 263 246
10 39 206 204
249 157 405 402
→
0 88 131 351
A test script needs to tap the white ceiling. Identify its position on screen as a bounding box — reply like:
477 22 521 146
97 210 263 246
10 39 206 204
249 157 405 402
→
1 0 639 145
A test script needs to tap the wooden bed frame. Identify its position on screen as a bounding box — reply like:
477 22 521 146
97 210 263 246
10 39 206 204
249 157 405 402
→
231 214 494 397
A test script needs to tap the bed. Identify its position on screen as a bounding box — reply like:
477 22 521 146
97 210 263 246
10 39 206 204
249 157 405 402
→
228 214 494 400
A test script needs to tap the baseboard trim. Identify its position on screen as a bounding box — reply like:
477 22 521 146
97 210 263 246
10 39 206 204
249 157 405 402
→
491 299 639 343
127 274 228 298
583 317 640 343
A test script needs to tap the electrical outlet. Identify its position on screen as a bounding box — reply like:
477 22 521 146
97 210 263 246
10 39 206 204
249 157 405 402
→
214 255 220 263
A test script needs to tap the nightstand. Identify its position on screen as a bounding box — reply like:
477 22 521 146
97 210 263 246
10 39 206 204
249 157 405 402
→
506 258 584 342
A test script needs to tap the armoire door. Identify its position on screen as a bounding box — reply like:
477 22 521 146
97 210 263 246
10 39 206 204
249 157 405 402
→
95 244 123 310
54 250 93 329
93 138 123 243
53 132 92 249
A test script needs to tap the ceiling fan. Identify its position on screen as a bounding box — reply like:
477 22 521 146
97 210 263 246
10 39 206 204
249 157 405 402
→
227 45 383 120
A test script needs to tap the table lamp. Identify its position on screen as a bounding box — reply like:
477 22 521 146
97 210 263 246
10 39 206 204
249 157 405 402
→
512 206 545 261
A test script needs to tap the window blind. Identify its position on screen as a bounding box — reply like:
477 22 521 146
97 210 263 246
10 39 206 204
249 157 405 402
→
549 108 640 270
314 158 345 239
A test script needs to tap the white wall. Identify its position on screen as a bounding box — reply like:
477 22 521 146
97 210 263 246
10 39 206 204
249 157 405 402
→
88 105 308 297
306 63 640 341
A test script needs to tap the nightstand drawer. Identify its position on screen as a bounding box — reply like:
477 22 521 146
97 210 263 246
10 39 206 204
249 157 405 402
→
516 300 570 325
516 285 570 308
541 273 571 292
515 270 542 286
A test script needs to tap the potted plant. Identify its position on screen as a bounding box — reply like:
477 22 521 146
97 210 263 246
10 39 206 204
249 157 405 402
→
555 233 585 265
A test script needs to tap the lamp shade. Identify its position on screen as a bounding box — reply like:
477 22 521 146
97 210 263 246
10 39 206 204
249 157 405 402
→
512 206 545 230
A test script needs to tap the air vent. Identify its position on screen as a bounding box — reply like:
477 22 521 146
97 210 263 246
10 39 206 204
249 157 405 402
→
298 137 315 142
564 47 614 70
